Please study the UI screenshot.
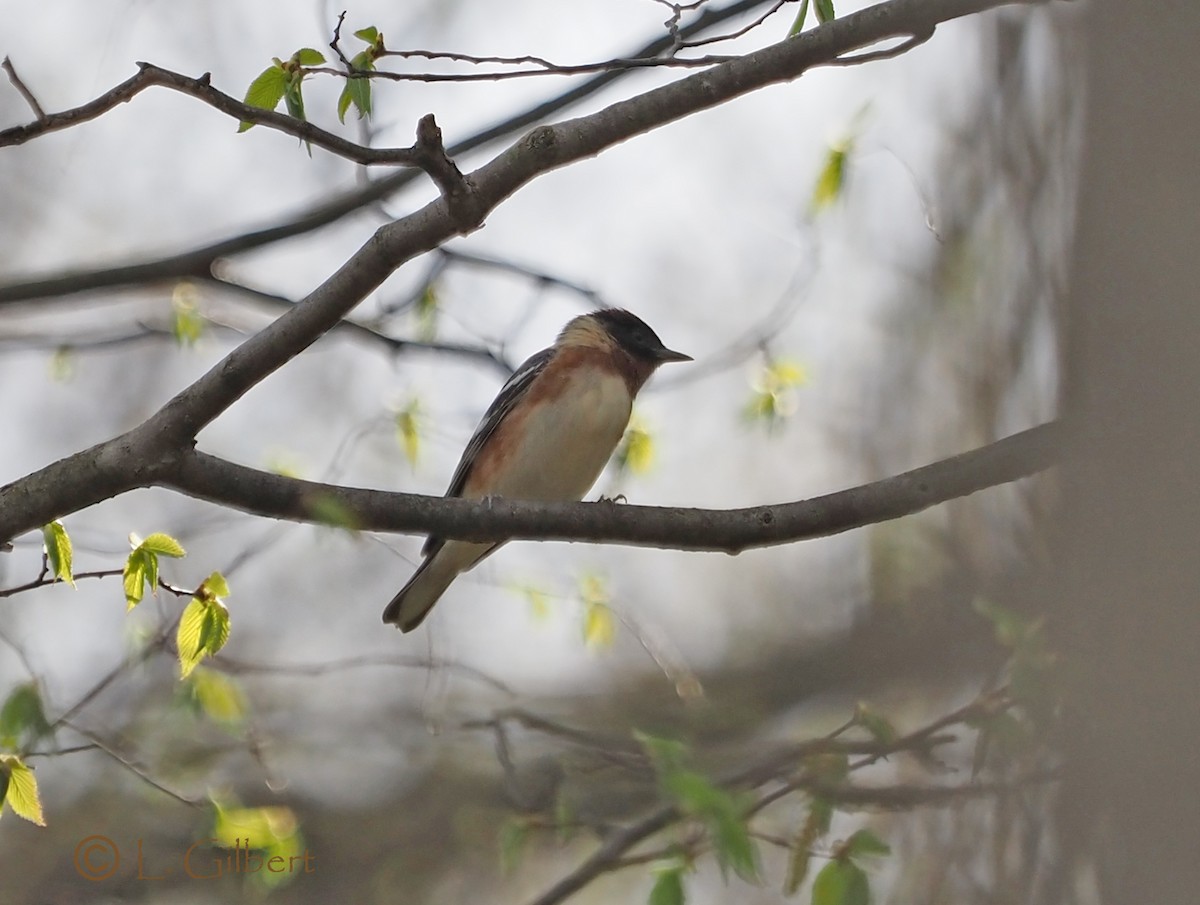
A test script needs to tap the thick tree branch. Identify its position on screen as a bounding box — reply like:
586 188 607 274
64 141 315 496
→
0 0 1042 546
160 422 1058 551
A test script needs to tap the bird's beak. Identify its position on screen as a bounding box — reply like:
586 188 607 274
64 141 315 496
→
655 347 693 363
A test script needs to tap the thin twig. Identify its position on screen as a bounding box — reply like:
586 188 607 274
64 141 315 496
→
2 56 46 119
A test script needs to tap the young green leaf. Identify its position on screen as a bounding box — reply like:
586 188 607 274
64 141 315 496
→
177 596 231 679
306 494 361 532
583 602 615 648
139 533 186 558
42 521 74 587
49 346 74 382
580 574 616 648
1 756 46 826
294 47 326 66
784 797 832 895
0 682 52 751
615 416 656 475
337 59 375 124
853 702 896 746
811 144 849 212
709 804 759 882
649 864 686 905
788 0 811 36
514 584 551 621
354 26 380 44
198 570 230 601
123 549 149 609
634 730 690 773
395 399 422 466
663 771 759 882
210 798 304 887
239 63 288 131
414 280 438 338
844 828 890 858
498 818 529 874
186 667 247 728
172 287 206 346
284 72 307 124
744 359 809 429
814 0 836 23
812 859 868 905
347 59 374 121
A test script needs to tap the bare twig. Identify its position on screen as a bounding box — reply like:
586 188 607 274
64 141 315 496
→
63 721 201 808
218 653 516 696
2 56 46 119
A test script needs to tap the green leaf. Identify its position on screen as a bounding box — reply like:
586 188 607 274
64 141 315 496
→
498 819 529 874
615 415 656 475
514 584 551 621
284 73 306 123
198 570 230 601
0 682 52 751
814 0 836 23
583 601 616 648
140 532 186 558
395 400 421 466
177 597 231 679
306 494 361 532
649 864 686 905
338 47 376 124
812 859 868 905
811 144 849 212
239 63 288 131
354 26 380 44
710 805 759 882
744 359 808 429
210 798 303 887
414 279 437 339
186 667 247 728
42 521 74 587
844 828 890 858
580 574 615 648
788 0 811 35
123 549 149 610
49 347 74 382
172 283 205 346
294 47 326 66
784 797 831 895
663 770 759 882
337 85 354 124
634 730 690 773
854 702 896 745
1 756 45 825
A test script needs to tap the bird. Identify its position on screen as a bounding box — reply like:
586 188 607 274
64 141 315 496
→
383 308 691 631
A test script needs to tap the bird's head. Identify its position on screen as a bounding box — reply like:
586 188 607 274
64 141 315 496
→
559 308 692 368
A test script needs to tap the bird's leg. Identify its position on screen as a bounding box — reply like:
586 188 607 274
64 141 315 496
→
596 493 628 505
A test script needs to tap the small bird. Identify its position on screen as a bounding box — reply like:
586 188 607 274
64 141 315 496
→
383 308 691 631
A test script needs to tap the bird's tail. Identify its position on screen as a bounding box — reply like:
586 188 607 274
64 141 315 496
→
381 555 460 632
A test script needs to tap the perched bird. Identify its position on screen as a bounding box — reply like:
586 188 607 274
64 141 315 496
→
383 308 691 631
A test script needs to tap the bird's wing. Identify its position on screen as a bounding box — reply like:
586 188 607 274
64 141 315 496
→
421 347 554 558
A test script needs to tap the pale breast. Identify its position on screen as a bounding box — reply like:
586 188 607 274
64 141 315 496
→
483 365 632 501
